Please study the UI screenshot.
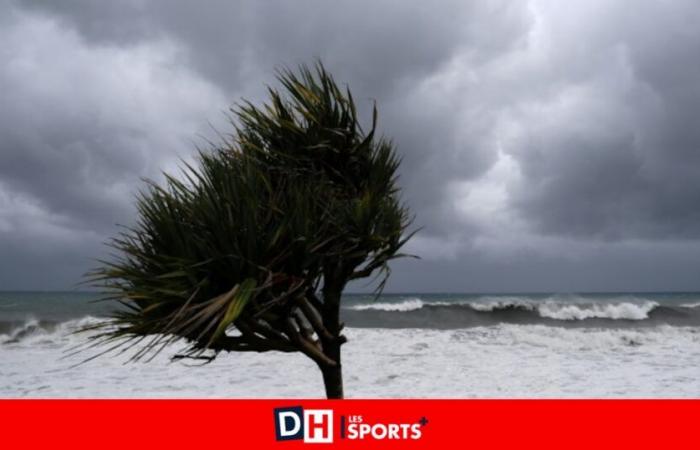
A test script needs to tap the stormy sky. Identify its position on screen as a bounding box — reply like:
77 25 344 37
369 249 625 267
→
2 0 700 292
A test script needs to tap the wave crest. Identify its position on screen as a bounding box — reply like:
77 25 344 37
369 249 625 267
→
1 316 106 345
536 301 658 321
344 297 660 321
347 298 425 312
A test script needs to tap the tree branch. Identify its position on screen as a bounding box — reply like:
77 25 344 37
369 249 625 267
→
240 317 291 343
283 317 337 367
307 290 324 311
297 296 334 342
292 312 318 346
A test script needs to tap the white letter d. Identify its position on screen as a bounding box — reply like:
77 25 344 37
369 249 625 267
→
278 412 301 437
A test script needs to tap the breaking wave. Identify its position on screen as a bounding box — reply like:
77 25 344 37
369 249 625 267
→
341 296 700 328
680 302 700 308
348 298 425 312
3 296 700 343
1 316 105 345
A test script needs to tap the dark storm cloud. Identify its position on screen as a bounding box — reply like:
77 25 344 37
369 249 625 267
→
503 1 700 240
16 0 533 236
0 1 225 288
2 0 700 290
21 1 529 91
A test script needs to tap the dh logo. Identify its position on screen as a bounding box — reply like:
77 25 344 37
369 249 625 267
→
274 406 333 443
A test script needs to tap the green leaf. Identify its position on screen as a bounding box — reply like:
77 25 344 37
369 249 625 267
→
210 278 257 342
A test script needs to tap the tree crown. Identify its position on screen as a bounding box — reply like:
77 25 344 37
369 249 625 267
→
88 62 413 364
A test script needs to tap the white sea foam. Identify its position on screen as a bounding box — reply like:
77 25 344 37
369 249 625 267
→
680 302 700 308
463 296 659 320
1 317 41 343
536 301 658 320
347 298 425 311
344 296 661 321
1 317 699 398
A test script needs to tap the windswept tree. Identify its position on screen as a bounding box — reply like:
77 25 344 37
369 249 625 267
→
88 63 413 399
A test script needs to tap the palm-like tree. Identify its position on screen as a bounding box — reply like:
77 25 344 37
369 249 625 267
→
88 62 413 399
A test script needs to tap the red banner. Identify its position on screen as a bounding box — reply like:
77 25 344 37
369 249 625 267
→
0 400 697 448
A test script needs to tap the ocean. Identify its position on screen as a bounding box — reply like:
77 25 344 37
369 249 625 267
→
1 291 699 397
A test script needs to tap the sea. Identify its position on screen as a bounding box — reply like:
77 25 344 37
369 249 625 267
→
1 291 699 397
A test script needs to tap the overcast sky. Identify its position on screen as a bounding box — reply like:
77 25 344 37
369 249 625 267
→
2 0 700 292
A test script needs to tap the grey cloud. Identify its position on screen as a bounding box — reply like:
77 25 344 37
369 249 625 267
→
383 239 700 293
502 1 700 240
3 0 700 291
0 4 226 288
1 3 227 229
11 0 534 238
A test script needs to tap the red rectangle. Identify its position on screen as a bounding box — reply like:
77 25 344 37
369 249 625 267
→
0 400 697 449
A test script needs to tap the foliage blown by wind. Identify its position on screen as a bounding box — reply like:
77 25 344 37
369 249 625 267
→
85 62 413 364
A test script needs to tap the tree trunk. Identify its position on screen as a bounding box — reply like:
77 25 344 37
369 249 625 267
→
320 275 345 399
320 341 343 399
